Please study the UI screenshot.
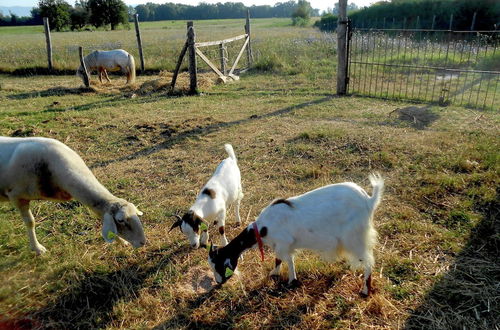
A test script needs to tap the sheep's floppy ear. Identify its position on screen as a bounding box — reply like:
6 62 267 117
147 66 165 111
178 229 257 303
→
169 215 183 233
102 212 118 243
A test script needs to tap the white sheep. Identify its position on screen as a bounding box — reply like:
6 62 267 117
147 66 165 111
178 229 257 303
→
208 173 384 297
170 144 243 248
0 136 146 255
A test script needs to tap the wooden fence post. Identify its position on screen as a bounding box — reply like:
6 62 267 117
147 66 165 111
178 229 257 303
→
245 9 253 67
134 14 145 73
187 21 198 95
336 0 348 95
219 42 227 75
78 47 90 87
43 17 53 70
170 41 188 92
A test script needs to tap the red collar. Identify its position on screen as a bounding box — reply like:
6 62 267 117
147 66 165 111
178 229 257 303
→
253 222 265 261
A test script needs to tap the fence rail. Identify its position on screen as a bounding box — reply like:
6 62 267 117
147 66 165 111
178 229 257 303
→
347 28 499 110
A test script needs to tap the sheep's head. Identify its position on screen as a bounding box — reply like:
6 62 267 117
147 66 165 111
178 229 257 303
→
169 211 208 248
102 201 146 248
208 243 238 284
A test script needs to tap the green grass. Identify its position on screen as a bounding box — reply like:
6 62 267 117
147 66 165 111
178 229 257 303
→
0 18 499 329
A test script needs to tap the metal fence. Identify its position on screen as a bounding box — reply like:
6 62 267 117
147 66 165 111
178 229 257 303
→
347 28 499 110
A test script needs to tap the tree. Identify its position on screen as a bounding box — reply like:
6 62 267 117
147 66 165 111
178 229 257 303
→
38 0 71 31
70 0 89 30
88 0 128 30
292 0 312 26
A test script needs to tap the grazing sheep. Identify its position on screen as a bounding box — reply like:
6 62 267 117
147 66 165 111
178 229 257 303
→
0 136 146 255
170 144 243 248
208 174 384 297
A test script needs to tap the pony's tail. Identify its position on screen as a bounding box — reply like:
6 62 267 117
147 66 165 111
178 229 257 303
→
128 54 136 83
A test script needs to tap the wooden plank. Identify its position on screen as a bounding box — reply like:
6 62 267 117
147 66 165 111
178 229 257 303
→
170 41 188 91
195 47 227 82
78 47 90 87
43 17 53 70
196 34 247 48
187 21 198 94
228 36 249 76
336 0 348 95
134 14 145 72
245 9 253 66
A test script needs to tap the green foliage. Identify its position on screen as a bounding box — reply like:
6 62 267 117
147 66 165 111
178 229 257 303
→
348 0 500 30
313 13 337 32
88 0 128 30
70 2 89 31
38 0 71 31
291 0 312 26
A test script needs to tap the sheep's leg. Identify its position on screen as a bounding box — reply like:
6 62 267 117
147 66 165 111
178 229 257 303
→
270 258 282 277
361 265 373 297
98 68 104 83
216 209 228 246
16 199 47 255
103 69 111 83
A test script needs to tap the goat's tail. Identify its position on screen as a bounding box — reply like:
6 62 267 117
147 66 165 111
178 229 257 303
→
368 172 384 211
224 144 237 163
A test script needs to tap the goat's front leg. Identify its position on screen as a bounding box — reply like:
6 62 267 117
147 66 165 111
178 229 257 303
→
15 199 47 255
283 254 299 286
270 258 282 277
200 228 209 247
216 209 228 246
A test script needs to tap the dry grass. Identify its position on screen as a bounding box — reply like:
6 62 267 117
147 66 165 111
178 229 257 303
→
0 20 499 330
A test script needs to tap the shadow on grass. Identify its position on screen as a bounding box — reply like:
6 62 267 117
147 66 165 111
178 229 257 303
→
91 95 334 169
406 195 499 329
27 245 191 329
154 275 344 329
7 86 95 100
385 105 440 130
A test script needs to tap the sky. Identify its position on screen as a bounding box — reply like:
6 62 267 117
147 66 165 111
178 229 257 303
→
0 0 376 13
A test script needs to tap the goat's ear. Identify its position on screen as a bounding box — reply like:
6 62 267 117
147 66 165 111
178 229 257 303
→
131 203 143 216
169 215 182 233
102 212 118 243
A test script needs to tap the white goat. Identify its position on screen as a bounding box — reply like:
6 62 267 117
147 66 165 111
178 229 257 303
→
0 136 146 255
208 174 384 297
170 144 243 249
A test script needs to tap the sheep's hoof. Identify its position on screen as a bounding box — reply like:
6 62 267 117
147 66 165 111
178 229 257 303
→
34 245 47 255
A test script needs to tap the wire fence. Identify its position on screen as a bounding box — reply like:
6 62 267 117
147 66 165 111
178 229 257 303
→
347 28 499 110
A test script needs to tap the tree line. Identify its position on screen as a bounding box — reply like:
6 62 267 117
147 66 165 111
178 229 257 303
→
0 0 320 30
315 0 500 32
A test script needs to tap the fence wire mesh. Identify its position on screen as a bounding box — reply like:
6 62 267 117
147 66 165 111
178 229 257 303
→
347 28 499 110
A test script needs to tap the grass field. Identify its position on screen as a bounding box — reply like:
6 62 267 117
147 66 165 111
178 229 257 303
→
0 18 499 329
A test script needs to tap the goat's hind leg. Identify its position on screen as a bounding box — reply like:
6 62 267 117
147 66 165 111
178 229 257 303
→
234 187 243 225
216 209 228 246
15 199 47 255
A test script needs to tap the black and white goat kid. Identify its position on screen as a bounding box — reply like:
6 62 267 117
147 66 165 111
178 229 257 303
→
208 174 384 297
170 144 243 248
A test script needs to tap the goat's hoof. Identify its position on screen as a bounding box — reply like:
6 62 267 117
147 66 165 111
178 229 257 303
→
270 274 280 281
287 279 301 288
359 290 370 298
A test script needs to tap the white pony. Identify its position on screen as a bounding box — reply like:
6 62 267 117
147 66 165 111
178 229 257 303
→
77 49 136 84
